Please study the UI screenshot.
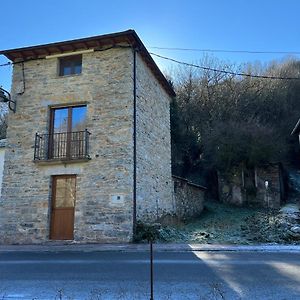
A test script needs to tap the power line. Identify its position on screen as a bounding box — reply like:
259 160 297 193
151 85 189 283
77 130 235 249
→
0 62 11 67
150 52 300 80
0 51 299 80
149 46 300 55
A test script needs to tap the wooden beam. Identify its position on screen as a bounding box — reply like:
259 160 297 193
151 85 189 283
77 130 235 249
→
43 48 50 56
19 51 25 60
81 42 88 49
127 35 137 48
57 46 64 53
31 49 39 58
68 44 75 51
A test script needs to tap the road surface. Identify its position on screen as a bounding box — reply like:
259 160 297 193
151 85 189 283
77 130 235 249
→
0 250 300 299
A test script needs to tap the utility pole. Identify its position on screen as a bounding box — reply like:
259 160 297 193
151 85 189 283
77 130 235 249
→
150 240 154 300
145 225 156 300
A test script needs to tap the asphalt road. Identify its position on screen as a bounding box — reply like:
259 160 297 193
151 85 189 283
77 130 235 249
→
0 250 300 299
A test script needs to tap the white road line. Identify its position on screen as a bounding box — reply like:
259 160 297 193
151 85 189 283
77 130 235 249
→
1 259 300 265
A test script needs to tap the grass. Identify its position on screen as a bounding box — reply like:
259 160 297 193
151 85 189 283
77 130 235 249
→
156 200 290 244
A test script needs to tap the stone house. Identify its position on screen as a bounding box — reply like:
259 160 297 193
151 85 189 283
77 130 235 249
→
218 164 286 208
0 30 176 244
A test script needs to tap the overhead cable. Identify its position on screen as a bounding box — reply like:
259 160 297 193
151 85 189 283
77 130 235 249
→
149 47 300 55
0 62 11 67
150 52 300 80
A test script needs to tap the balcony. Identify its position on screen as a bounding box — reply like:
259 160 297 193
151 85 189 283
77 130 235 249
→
34 130 91 163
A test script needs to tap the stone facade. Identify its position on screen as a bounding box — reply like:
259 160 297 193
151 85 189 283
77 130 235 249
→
218 164 285 208
172 176 206 220
0 32 174 244
135 54 174 221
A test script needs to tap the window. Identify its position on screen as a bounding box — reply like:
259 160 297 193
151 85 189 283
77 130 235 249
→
34 105 90 161
51 105 87 133
49 105 88 159
59 55 82 76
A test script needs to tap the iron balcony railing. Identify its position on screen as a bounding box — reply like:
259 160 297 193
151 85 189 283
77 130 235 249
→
34 129 91 161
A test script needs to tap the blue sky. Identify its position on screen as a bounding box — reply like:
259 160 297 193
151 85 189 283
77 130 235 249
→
1 0 300 90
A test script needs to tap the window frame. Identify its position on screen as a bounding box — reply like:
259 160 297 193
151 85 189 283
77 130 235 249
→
48 105 87 159
58 54 82 77
49 105 87 135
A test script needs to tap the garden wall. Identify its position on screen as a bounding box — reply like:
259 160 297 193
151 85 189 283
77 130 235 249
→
218 164 285 208
172 175 207 220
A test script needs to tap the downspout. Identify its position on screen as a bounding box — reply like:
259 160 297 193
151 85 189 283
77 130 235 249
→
133 48 137 236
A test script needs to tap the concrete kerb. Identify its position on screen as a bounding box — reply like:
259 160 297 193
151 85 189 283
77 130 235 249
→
0 243 300 253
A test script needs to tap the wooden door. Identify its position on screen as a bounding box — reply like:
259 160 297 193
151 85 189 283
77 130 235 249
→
50 175 76 240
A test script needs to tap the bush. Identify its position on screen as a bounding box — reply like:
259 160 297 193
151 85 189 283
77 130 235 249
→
133 221 161 242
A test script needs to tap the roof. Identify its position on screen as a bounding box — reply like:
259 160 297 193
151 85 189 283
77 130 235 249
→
0 30 175 97
291 118 300 135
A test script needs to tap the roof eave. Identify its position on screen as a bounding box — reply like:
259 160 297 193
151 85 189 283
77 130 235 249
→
0 30 176 97
0 30 135 60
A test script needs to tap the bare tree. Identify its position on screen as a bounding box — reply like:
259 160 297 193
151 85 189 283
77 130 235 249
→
170 55 300 176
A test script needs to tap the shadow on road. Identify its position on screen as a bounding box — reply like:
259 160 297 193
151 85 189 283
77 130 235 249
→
187 245 300 299
0 247 300 299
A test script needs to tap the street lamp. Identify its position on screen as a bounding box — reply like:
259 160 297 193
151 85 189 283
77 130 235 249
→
0 87 16 113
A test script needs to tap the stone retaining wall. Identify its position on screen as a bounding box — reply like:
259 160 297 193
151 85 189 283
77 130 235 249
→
172 175 206 220
218 164 284 208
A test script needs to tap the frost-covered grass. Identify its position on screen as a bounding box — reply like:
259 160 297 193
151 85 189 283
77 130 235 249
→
157 201 290 244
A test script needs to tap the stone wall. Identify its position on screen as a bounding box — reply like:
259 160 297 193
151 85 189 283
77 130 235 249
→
218 164 284 208
255 165 283 208
0 48 135 244
135 53 174 222
218 168 245 206
172 176 206 220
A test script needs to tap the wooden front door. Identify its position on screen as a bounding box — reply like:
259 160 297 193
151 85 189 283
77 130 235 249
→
50 175 76 240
